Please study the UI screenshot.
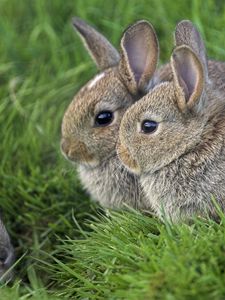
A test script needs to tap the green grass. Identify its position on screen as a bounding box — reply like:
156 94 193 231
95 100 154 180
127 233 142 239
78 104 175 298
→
48 211 225 300
1 0 225 299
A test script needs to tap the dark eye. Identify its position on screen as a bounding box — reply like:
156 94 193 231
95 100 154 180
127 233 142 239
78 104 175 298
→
95 111 114 127
141 120 158 134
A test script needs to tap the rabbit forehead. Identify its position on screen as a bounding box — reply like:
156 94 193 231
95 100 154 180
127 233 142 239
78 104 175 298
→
140 82 176 112
74 69 126 111
87 72 106 89
124 82 177 123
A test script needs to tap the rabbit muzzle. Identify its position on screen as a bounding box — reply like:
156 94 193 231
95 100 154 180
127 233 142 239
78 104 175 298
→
61 137 97 167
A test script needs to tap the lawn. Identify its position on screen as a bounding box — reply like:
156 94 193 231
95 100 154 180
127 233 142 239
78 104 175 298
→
1 0 225 299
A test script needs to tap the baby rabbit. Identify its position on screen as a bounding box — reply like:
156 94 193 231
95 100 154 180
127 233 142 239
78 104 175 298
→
61 18 163 209
0 217 14 281
117 21 225 222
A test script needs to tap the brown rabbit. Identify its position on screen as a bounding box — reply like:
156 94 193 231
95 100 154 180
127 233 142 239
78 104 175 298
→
117 22 225 222
61 18 170 209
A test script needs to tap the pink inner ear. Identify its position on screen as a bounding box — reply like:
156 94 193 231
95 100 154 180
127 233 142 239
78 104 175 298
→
178 77 190 100
174 50 198 102
124 33 149 83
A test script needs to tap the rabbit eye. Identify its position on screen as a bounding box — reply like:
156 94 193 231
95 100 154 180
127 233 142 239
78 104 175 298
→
95 111 114 127
141 120 158 134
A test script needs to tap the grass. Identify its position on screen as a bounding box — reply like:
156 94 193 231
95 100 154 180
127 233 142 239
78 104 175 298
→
1 0 225 299
48 211 225 300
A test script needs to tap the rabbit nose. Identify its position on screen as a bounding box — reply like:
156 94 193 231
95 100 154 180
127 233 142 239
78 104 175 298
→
61 137 79 162
61 138 74 160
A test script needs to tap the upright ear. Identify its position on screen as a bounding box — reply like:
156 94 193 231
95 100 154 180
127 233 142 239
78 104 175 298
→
171 45 205 112
119 20 159 95
174 20 208 80
72 17 120 70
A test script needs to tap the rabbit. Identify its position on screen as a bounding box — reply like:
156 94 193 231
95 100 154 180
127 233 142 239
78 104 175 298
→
61 18 172 209
0 216 14 281
117 21 225 222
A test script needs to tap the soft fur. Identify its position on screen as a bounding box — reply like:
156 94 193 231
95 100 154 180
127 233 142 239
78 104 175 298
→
117 21 225 222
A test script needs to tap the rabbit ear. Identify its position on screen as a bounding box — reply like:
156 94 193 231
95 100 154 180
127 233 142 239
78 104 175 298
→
72 17 120 70
174 20 208 80
119 20 159 95
171 45 204 112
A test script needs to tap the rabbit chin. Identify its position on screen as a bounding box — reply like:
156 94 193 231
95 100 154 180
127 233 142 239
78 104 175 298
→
117 141 141 174
79 159 100 169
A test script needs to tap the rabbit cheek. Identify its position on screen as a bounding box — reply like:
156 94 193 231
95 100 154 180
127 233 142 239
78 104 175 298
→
117 141 140 173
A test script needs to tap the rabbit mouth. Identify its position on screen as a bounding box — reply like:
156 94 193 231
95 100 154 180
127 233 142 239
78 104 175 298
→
116 140 140 174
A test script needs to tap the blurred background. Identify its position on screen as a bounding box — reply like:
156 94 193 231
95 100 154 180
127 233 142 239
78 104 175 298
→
1 0 225 298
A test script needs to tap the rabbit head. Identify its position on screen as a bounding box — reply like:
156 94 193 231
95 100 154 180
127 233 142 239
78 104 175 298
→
117 27 216 175
61 18 159 168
